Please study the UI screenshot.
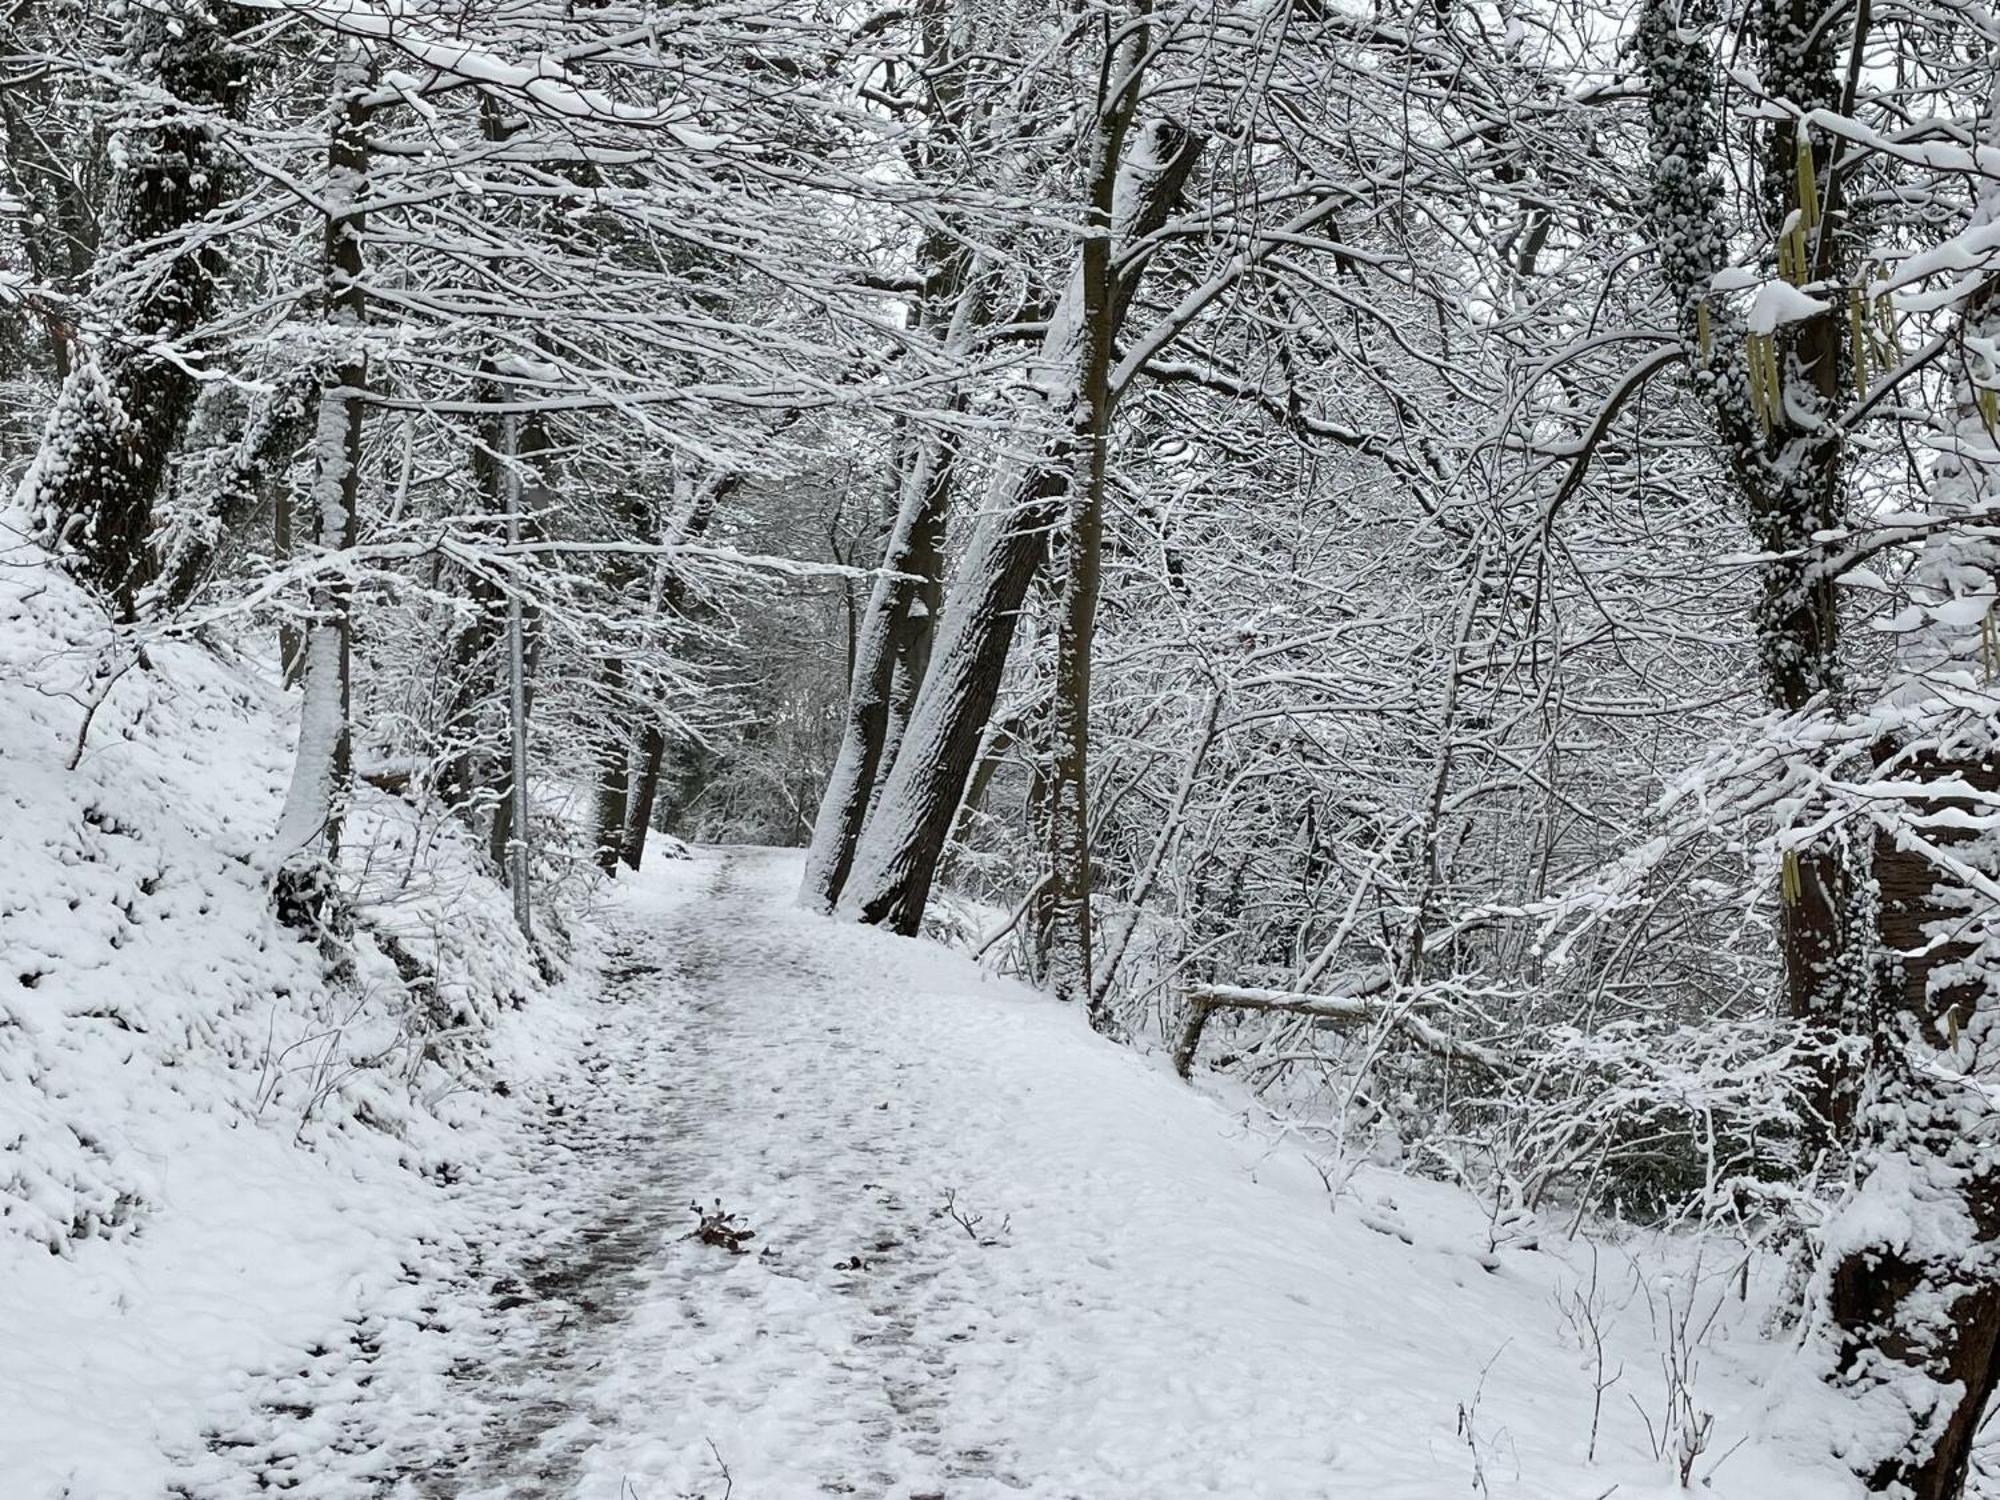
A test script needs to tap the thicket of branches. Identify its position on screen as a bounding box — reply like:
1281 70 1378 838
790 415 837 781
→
10 0 2000 1492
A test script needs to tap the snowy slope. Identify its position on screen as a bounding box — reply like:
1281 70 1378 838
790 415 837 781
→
0 553 572 1498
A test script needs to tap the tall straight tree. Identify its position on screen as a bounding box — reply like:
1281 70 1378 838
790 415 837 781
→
272 49 372 924
1042 0 1162 1011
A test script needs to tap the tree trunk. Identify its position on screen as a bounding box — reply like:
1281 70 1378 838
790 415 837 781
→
800 428 958 909
798 14 982 913
272 59 370 930
1823 268 2000 1498
479 412 554 884
1638 0 1857 1146
155 378 316 614
590 492 649 875
620 720 670 870
593 652 630 875
1829 748 2000 1500
21 1 248 619
1045 31 1150 1007
486 601 541 878
837 117 1203 936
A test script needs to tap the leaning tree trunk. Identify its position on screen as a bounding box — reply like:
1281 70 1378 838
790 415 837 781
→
20 1 248 619
272 59 370 930
799 0 981 913
800 426 959 909
836 117 1203 936
621 721 670 870
876 429 956 789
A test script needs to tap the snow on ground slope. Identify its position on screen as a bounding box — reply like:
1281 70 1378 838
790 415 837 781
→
217 845 1852 1500
0 551 569 1498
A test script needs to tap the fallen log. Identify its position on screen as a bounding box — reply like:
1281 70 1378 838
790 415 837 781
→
1172 979 1515 1079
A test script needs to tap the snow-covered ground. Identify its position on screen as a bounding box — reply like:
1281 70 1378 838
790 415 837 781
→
422 847 1861 1500
0 558 1863 1498
0 558 566 1498
11 832 1869 1498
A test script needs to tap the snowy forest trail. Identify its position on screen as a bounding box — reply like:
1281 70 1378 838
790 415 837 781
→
166 846 1847 1500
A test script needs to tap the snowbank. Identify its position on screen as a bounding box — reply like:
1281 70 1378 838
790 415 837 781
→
0 545 570 1496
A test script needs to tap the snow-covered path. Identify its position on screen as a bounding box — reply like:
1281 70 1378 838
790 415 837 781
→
160 845 1853 1500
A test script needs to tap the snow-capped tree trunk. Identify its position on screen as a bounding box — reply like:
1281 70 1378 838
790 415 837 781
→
20 0 247 619
876 430 955 785
272 57 370 928
799 0 978 913
800 426 957 910
1831 745 2000 1500
836 117 1202 936
154 377 316 614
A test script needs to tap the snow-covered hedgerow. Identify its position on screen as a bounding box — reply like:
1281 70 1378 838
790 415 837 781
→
0 547 550 1252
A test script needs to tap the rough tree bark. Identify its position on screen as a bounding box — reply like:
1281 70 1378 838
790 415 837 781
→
1824 278 2000 1500
1044 12 1160 1010
799 420 961 909
1637 0 1859 1143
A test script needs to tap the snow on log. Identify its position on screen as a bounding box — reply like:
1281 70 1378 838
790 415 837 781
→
1172 979 1516 1080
